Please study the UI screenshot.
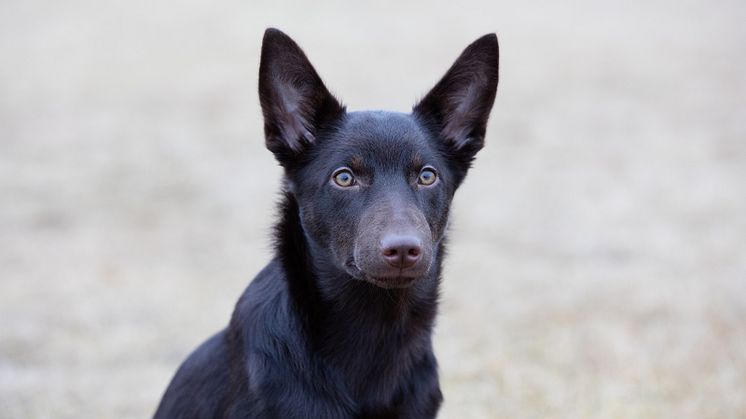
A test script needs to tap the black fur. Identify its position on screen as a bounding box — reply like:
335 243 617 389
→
154 28 499 419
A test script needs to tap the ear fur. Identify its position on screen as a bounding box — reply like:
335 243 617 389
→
413 34 499 172
259 28 344 166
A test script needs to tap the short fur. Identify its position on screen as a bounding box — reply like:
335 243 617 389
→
154 28 499 419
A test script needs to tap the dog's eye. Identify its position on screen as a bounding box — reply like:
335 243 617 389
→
418 167 438 186
332 168 355 187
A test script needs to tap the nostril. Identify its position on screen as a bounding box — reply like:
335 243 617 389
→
408 247 420 257
383 248 398 257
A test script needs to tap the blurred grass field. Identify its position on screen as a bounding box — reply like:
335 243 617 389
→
1 0 745 418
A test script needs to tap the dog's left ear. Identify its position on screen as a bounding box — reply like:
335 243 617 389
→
259 28 344 167
413 34 499 174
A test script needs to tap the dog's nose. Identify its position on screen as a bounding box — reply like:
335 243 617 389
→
381 235 422 269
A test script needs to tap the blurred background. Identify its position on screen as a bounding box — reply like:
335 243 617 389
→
1 0 745 417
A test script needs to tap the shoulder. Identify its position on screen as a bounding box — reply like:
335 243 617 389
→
229 258 308 356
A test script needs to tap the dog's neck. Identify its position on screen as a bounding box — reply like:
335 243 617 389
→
274 193 441 376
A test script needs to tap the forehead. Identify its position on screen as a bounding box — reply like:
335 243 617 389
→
343 111 425 142
322 111 435 165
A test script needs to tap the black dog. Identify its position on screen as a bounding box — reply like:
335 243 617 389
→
154 28 498 419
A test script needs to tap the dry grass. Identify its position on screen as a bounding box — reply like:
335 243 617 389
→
1 0 745 418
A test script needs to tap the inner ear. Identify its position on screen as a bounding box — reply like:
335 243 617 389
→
259 28 344 163
413 33 499 156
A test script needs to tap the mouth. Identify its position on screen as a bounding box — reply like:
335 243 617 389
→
344 259 421 288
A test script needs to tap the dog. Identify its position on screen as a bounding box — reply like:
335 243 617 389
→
154 28 499 419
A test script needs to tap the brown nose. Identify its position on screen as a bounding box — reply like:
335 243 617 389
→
381 235 422 269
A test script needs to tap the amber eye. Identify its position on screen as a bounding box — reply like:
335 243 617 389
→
332 168 355 187
418 167 438 186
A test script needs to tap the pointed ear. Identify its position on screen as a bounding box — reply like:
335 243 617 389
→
259 28 344 165
413 34 499 172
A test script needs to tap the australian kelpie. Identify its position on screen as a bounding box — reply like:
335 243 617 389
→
154 28 499 418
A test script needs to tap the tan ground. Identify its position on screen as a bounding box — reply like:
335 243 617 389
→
1 0 745 418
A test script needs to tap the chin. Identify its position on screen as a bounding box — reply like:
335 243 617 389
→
364 275 419 289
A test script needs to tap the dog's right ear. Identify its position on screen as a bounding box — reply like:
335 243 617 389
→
259 28 344 166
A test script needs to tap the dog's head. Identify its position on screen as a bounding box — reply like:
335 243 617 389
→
259 28 498 288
